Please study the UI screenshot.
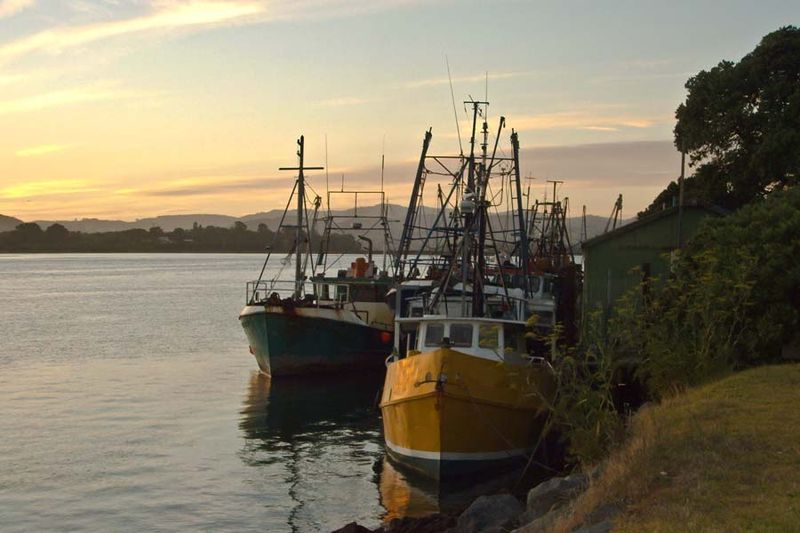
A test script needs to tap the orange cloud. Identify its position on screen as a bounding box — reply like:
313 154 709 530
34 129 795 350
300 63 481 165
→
0 179 98 199
0 86 139 115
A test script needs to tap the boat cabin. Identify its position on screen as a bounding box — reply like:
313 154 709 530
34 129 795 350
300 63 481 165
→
395 316 529 363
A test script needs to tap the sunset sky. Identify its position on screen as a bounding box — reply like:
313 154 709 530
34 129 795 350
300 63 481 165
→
1 0 798 221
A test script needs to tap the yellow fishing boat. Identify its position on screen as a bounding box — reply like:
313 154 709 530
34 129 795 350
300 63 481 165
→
382 101 572 481
380 315 555 480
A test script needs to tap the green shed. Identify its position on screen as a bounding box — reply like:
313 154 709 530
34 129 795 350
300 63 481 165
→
581 203 725 317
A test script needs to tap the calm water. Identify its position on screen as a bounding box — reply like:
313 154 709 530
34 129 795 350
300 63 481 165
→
0 254 448 532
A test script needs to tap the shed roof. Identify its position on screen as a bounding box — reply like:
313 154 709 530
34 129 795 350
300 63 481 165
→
582 201 727 250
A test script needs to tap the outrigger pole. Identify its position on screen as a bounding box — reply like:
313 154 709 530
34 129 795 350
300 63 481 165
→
395 129 432 279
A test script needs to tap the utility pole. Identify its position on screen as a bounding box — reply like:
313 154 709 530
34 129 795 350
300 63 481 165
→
581 205 587 242
676 148 686 249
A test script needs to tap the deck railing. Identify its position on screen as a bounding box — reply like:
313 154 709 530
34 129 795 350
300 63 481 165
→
245 279 355 308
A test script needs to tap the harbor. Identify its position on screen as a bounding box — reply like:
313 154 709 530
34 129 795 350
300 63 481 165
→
0 253 478 531
2 2 799 530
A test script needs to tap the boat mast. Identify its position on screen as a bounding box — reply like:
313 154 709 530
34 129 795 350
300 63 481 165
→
295 137 305 298
511 131 529 297
463 100 487 316
279 135 323 299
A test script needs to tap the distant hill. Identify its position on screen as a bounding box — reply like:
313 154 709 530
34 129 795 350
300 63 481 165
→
239 204 623 247
9 205 628 246
0 214 23 232
31 214 238 233
32 218 131 232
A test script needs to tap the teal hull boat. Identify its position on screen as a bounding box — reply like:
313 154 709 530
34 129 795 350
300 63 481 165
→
240 303 394 376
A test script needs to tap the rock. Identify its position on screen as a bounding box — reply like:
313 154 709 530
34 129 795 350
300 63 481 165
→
453 493 523 533
331 522 372 533
380 513 456 533
589 461 606 481
573 520 613 533
525 474 588 519
511 508 565 532
589 503 621 522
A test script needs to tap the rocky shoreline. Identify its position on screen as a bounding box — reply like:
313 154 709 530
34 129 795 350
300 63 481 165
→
334 470 616 533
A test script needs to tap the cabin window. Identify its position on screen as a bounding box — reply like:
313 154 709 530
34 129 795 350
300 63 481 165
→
424 324 444 347
450 323 473 347
536 311 554 326
478 323 500 349
529 276 541 293
503 325 522 354
335 285 349 302
542 278 554 294
316 284 330 300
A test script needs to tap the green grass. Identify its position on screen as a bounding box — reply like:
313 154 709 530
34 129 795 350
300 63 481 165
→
554 364 800 532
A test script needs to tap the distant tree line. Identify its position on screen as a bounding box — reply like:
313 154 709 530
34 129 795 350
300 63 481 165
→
0 221 364 253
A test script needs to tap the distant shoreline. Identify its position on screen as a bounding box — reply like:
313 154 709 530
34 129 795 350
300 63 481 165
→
0 223 365 255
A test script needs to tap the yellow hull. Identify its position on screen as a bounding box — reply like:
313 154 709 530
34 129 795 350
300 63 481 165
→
379 348 555 480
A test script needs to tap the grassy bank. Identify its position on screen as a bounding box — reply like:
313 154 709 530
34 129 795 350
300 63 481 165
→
557 364 800 531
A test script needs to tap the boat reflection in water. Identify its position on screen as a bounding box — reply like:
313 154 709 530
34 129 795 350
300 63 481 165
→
239 370 387 531
238 370 552 528
239 371 383 445
377 454 554 523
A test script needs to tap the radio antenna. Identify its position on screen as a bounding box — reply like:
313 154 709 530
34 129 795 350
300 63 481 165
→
381 134 386 192
446 55 464 156
324 134 330 195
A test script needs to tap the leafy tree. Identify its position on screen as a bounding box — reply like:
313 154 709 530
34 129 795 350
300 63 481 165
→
646 26 800 214
45 223 69 240
15 222 43 236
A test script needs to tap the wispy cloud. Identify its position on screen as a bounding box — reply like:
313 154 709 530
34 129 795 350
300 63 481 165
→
0 86 138 115
0 179 97 198
0 1 427 64
581 126 619 132
0 1 265 63
0 0 34 19
510 110 668 132
315 96 375 107
16 143 71 157
405 71 528 89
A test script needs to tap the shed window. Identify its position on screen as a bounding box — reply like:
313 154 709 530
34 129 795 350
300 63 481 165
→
424 324 444 347
478 323 500 349
450 324 473 347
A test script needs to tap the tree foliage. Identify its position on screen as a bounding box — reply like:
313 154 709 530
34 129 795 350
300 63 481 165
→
546 188 800 466
535 317 624 466
620 186 800 395
645 26 800 213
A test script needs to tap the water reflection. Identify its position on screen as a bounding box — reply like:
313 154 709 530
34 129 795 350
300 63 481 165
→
239 371 383 445
377 457 543 522
239 371 386 531
238 371 550 529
